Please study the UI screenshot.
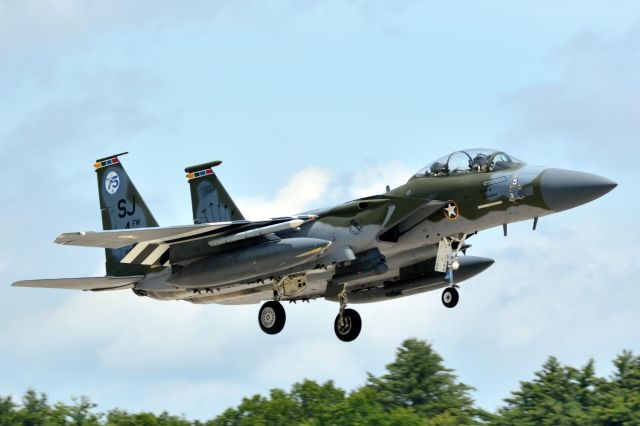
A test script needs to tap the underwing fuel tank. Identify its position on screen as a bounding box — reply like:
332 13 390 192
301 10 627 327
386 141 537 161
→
167 238 331 289
336 256 494 303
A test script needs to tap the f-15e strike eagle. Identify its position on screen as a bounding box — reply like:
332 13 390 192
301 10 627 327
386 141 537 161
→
13 150 616 341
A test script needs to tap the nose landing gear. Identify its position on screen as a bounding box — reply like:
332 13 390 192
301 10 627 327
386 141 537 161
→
436 233 468 309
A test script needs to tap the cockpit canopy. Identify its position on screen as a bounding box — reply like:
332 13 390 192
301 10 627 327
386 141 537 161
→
414 149 523 178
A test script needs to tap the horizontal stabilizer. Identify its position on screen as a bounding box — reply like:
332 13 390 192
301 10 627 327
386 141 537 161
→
12 276 143 291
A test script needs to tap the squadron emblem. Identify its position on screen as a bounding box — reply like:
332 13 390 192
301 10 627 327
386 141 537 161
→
444 200 460 220
508 174 525 202
105 171 120 195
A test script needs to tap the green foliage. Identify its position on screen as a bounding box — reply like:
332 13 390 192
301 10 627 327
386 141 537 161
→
592 350 640 425
105 408 191 425
1 341 639 425
209 389 300 426
0 395 17 426
492 351 640 426
366 338 482 424
491 356 601 426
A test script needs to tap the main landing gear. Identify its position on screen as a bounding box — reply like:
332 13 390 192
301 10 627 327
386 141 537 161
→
334 289 361 342
258 279 287 335
257 282 362 342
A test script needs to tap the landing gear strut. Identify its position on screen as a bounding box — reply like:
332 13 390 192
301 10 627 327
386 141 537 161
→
334 288 362 342
436 233 468 309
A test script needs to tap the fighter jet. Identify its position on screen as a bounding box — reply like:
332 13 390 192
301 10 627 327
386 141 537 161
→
13 150 616 341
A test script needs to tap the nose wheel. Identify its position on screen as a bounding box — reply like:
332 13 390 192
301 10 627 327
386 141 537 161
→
258 301 286 335
442 287 459 308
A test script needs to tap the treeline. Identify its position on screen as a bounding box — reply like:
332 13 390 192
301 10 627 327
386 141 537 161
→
2 339 638 425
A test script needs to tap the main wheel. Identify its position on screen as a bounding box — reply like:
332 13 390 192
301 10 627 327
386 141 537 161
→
442 287 459 308
334 308 362 342
258 301 286 335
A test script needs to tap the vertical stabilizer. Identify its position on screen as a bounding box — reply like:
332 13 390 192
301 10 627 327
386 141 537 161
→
95 153 159 276
185 161 245 224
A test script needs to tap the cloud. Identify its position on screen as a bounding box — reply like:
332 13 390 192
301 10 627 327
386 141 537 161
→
500 23 640 166
237 167 332 219
235 160 418 220
346 160 414 198
0 0 118 58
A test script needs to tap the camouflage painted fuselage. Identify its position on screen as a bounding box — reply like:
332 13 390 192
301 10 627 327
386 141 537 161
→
141 159 604 305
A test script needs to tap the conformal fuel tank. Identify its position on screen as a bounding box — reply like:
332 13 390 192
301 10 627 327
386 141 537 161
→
167 237 331 288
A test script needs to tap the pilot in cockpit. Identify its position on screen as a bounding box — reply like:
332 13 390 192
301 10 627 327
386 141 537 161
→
430 161 448 176
471 154 490 172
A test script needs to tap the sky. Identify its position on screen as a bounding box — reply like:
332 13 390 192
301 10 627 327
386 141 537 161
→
1 0 639 420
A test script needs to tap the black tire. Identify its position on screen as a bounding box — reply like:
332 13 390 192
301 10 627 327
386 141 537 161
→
334 308 362 342
258 301 286 335
442 287 459 308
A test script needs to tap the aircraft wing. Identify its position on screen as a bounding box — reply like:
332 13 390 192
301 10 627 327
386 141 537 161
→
54 222 247 249
55 216 315 250
12 276 143 291
54 216 318 267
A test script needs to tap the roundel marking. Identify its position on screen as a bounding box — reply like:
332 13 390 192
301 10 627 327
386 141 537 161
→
105 171 120 195
443 200 460 221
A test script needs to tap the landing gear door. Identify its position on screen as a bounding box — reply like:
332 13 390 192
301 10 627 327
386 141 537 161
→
435 239 449 272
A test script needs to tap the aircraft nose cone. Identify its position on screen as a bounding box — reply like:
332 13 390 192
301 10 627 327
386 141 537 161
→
540 168 617 212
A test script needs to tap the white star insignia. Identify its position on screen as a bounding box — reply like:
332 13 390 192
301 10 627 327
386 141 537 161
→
445 203 457 218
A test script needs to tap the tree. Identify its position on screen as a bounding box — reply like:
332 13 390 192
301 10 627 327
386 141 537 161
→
290 380 345 425
105 408 192 425
50 396 102 426
209 389 301 426
0 395 17 426
592 350 640 425
15 389 52 426
366 338 482 424
333 387 425 426
491 357 601 426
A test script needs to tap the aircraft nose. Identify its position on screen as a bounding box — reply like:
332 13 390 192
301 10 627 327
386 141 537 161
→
540 168 617 212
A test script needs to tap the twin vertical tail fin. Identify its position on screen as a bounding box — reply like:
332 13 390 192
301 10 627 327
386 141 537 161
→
95 153 159 276
94 156 241 275
185 161 245 224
